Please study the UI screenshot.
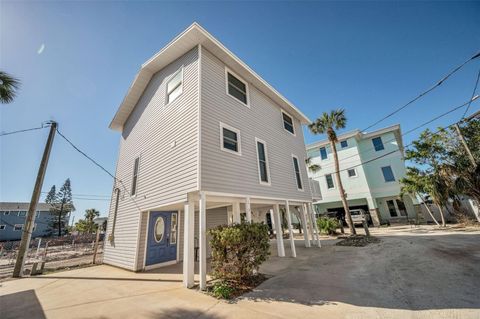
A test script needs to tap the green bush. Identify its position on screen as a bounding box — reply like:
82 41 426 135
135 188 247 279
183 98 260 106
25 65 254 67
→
211 280 235 299
208 222 270 284
317 217 339 235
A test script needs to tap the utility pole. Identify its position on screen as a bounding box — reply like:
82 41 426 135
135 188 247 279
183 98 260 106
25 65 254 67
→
13 121 57 278
454 123 476 167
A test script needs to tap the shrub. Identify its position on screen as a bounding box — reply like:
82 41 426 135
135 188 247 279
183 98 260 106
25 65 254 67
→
208 222 270 284
211 280 235 299
317 217 339 235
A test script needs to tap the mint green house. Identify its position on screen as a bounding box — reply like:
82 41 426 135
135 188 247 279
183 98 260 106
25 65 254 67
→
306 124 417 226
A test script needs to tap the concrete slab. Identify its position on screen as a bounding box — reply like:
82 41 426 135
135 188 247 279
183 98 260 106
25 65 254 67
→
1 226 479 319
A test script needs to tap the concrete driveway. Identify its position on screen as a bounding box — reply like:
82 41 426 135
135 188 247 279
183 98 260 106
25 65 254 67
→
1 226 479 319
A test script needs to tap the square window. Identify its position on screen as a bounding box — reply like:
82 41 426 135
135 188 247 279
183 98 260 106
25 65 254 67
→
340 140 348 148
0 225 5 230
227 71 248 105
220 123 241 155
347 169 357 177
372 137 384 151
282 112 295 134
13 224 23 231
326 174 335 189
18 211 27 217
320 147 328 160
382 166 395 182
166 68 183 104
4 211 10 215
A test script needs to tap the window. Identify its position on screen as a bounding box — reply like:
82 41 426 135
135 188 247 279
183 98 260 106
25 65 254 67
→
170 213 178 245
220 123 241 154
166 68 183 104
386 200 397 217
396 199 407 216
131 157 140 196
340 140 348 148
372 137 384 151
0 225 5 230
4 211 10 215
18 211 27 217
325 174 335 189
226 70 248 105
256 139 270 184
282 112 295 135
382 166 395 182
320 147 328 160
13 224 23 231
347 168 357 177
32 224 37 232
292 156 303 190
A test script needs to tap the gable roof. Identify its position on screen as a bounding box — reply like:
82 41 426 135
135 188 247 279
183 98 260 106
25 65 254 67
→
109 22 311 131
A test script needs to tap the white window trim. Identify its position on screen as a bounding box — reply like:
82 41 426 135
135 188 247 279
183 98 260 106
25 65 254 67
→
292 154 304 191
131 156 141 198
255 137 271 186
13 224 23 231
165 66 184 106
281 110 296 136
225 67 250 108
0 225 6 230
219 122 242 156
325 173 336 189
347 168 358 178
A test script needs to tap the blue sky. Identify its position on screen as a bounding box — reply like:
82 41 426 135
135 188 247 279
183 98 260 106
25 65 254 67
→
1 1 479 222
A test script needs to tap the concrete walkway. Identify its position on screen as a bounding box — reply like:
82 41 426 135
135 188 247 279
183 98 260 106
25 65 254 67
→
1 226 479 319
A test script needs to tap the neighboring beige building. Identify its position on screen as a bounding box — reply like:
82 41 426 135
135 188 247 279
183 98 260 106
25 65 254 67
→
105 23 321 289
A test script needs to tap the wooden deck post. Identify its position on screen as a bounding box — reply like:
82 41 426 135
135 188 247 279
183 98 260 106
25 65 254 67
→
273 203 285 257
183 198 195 288
199 192 207 290
285 201 296 258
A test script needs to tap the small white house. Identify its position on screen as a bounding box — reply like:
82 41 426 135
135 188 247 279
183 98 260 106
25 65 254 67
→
306 125 417 226
105 23 321 289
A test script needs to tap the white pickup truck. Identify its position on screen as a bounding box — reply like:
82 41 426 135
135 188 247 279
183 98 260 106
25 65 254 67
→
349 209 370 225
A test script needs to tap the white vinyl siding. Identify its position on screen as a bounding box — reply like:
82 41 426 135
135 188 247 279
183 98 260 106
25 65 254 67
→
104 47 200 271
200 48 312 201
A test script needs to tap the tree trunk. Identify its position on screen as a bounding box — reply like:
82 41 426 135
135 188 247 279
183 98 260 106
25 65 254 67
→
331 140 356 235
58 202 64 237
436 204 446 227
417 193 440 226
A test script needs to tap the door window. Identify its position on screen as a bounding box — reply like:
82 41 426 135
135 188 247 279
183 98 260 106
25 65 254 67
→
386 200 398 217
154 217 165 243
170 213 177 245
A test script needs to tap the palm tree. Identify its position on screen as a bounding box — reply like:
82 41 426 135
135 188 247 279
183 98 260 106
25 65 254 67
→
305 157 321 174
309 109 356 234
0 71 20 104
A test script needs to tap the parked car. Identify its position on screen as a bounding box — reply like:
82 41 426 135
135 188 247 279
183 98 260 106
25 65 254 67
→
349 209 370 225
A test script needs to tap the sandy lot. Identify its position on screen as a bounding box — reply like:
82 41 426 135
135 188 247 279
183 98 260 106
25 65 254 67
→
1 225 479 319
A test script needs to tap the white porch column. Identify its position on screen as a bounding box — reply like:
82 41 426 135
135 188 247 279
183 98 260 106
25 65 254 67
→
285 201 296 258
273 203 285 257
183 199 195 288
245 197 252 223
199 192 207 290
304 203 315 244
232 202 241 224
300 205 311 248
309 203 321 247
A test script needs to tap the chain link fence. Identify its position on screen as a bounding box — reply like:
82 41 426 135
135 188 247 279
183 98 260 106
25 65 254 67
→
0 234 104 280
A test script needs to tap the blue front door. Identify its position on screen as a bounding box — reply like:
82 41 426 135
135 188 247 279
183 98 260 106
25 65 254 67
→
145 211 178 266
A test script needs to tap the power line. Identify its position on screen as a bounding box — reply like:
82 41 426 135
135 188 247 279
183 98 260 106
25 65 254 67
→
462 69 480 119
55 128 142 212
40 191 110 198
310 117 471 181
311 97 479 170
361 50 480 133
0 125 47 137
